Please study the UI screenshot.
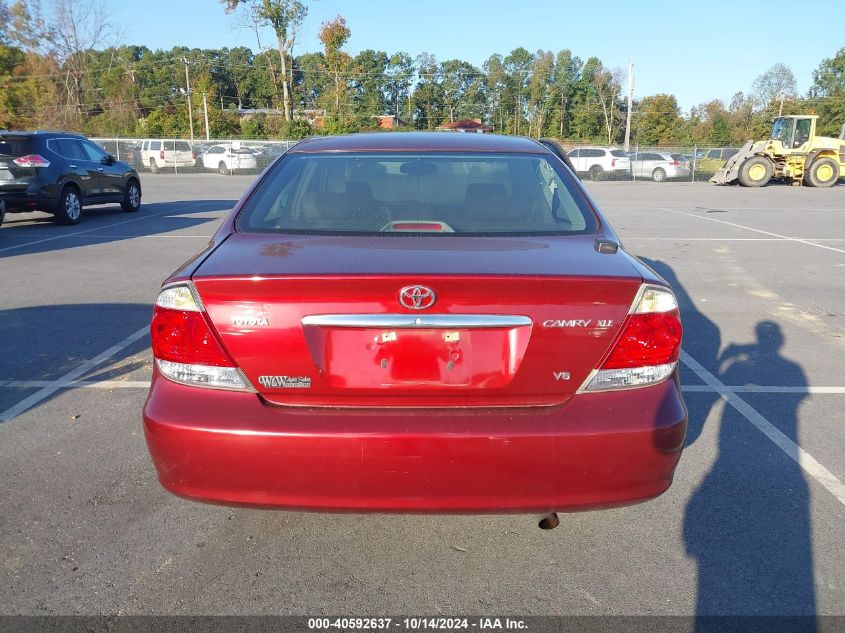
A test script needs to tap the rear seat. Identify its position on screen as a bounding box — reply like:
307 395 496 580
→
458 182 534 230
309 181 389 230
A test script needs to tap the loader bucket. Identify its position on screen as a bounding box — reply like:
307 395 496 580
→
710 140 761 185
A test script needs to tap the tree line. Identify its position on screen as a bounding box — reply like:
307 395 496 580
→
2 0 844 144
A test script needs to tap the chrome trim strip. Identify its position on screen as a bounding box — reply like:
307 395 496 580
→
301 314 532 329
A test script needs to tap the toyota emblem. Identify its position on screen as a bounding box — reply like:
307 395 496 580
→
399 285 436 310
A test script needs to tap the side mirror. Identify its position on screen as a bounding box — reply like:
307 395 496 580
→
102 155 116 165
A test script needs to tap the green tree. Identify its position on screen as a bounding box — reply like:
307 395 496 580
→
570 57 607 141
413 52 443 130
503 47 533 135
633 94 682 145
483 54 507 132
728 91 757 143
440 59 486 123
293 51 327 110
318 15 351 118
385 52 413 119
138 106 188 137
810 48 845 137
351 49 389 116
710 112 732 145
548 49 581 138
0 0 60 129
527 50 554 137
221 0 308 122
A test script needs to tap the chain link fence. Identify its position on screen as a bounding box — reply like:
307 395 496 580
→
91 137 739 182
91 138 299 176
561 143 741 182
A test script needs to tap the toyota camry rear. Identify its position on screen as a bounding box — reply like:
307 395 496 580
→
142 132 687 513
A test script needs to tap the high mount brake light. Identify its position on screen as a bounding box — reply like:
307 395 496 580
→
13 154 50 168
582 284 682 392
151 283 250 391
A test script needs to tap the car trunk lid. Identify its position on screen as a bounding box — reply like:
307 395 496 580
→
0 137 37 189
191 233 643 406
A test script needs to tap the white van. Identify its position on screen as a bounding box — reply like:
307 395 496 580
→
139 140 196 173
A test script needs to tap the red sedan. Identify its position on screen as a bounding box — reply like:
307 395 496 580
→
143 133 686 519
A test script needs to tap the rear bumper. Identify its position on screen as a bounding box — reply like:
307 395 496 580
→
0 179 57 212
668 168 692 179
143 372 687 513
0 191 56 212
229 162 258 171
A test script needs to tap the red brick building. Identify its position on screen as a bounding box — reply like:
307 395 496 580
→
436 119 493 133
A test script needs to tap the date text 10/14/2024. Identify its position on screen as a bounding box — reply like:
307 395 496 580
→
307 617 528 630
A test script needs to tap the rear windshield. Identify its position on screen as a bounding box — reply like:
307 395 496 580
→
172 141 192 152
0 138 35 157
237 152 597 236
610 150 629 158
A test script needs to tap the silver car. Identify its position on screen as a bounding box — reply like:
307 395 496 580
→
629 151 691 182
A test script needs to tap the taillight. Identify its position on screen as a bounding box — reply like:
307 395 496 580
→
611 158 617 167
159 149 165 160
150 284 251 390
13 154 50 168
671 160 681 166
581 285 682 392
192 150 197 159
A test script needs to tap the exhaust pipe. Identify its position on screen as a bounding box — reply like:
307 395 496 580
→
538 513 560 530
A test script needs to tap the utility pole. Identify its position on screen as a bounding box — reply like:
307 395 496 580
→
560 94 567 138
624 61 634 152
182 58 194 143
778 93 785 117
202 93 210 141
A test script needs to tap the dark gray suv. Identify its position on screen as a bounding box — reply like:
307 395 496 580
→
0 131 141 225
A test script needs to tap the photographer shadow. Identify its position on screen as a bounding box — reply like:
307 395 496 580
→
641 259 815 627
684 321 814 627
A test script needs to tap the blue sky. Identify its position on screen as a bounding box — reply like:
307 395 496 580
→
108 0 842 112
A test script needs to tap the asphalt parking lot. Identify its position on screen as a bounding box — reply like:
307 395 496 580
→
1 174 843 619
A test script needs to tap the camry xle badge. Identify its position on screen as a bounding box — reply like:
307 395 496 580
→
543 319 593 328
399 285 436 310
258 376 311 388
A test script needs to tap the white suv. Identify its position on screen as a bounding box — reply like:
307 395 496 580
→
140 140 196 173
567 147 631 181
200 143 259 175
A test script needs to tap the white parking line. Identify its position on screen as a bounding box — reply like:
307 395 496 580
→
0 380 151 389
659 207 845 254
681 385 845 394
59 234 211 239
0 201 214 254
0 326 149 423
606 206 844 213
681 351 845 507
624 237 845 242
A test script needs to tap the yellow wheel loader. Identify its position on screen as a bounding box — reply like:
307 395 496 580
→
711 115 845 187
